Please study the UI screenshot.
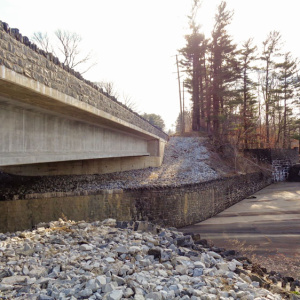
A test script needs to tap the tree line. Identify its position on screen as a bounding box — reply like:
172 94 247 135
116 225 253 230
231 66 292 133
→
178 0 300 149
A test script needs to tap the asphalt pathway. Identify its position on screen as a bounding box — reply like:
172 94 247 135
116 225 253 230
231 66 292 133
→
179 182 300 276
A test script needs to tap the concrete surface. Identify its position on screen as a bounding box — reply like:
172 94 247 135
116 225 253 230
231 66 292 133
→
180 182 300 257
0 98 149 165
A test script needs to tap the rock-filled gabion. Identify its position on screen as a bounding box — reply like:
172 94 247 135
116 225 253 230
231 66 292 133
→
0 219 285 300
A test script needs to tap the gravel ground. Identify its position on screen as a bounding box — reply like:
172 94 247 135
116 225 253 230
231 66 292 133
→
0 219 288 299
0 137 222 200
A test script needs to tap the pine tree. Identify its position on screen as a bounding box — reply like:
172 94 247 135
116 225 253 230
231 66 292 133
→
211 1 238 136
276 52 299 147
260 31 282 146
239 38 258 148
179 0 206 131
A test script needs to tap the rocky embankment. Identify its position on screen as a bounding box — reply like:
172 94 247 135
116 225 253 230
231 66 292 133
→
0 137 223 200
0 219 292 300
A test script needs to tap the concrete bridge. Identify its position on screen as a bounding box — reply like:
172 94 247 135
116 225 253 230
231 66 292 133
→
0 22 168 176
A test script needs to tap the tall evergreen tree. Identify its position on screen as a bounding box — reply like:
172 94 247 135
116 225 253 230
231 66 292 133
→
239 38 258 148
178 1 299 150
180 0 207 131
260 31 282 146
276 52 299 147
211 1 238 136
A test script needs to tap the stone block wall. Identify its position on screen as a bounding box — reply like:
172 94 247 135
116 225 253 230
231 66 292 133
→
0 21 168 140
132 172 271 227
245 148 298 164
244 148 299 182
0 172 271 232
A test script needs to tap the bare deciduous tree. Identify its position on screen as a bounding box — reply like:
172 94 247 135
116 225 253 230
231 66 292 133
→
95 81 119 98
32 32 52 53
95 81 139 111
32 29 96 74
122 93 138 111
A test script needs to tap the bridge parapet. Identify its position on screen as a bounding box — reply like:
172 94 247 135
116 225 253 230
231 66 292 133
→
0 21 168 141
0 21 168 176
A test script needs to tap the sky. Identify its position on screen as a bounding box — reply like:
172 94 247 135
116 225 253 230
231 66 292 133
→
1 0 300 131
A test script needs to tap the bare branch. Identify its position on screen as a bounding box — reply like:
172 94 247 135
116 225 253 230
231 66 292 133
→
32 32 52 53
95 81 119 99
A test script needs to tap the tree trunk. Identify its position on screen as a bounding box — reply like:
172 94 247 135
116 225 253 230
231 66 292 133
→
192 53 200 131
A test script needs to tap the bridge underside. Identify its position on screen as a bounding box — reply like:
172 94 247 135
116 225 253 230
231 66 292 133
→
0 67 166 176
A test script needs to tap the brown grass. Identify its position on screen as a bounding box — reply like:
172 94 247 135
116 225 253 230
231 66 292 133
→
225 238 300 279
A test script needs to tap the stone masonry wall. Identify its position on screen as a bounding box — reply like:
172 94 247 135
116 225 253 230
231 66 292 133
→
245 148 299 165
0 172 271 232
244 148 299 182
0 21 168 140
132 172 271 227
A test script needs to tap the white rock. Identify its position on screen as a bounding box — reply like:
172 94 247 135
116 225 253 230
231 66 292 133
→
145 291 163 299
102 282 118 293
79 288 93 297
0 284 14 291
22 265 29 275
1 275 29 285
79 244 93 251
86 279 101 292
228 261 236 271
96 275 107 286
124 287 134 297
175 264 188 275
134 295 145 300
29 266 47 278
4 249 15 257
194 261 205 268
102 219 117 227
115 245 128 254
105 257 115 263
26 277 36 285
157 269 168 277
207 251 221 259
107 289 123 300
112 274 125 286
140 259 151 267
129 246 142 254
217 263 229 272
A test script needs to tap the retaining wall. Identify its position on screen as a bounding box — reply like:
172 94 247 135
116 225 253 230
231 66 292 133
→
244 148 299 182
0 172 271 233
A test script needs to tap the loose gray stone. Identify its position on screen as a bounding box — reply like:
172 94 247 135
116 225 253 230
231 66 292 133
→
79 244 93 251
106 289 123 300
115 245 128 254
102 282 118 293
0 284 14 291
0 219 283 300
1 275 29 285
79 288 93 297
145 291 163 299
38 295 54 300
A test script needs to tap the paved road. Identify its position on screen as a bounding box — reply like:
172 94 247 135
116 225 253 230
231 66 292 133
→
180 182 300 259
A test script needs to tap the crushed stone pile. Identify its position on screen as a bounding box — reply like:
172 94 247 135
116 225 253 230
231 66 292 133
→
0 218 287 300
